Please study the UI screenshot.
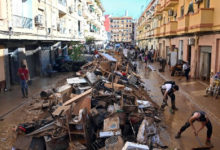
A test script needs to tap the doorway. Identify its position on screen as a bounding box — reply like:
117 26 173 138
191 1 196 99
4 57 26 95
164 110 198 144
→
178 40 183 61
163 40 165 58
187 45 191 65
159 43 162 57
199 46 212 80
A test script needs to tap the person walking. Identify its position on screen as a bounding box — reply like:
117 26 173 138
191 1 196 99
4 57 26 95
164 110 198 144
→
175 111 213 146
183 61 190 81
18 64 29 98
160 81 179 113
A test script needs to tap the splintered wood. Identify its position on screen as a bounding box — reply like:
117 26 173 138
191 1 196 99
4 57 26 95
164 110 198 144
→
63 89 92 106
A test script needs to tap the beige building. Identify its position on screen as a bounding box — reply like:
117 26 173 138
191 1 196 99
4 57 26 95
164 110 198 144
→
137 0 220 81
110 17 134 43
0 0 106 41
0 0 106 90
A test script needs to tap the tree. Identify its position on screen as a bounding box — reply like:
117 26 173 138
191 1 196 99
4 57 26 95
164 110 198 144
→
69 42 84 61
85 37 95 45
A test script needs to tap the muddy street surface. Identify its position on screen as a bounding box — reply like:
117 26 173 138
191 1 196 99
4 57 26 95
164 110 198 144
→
0 72 73 150
137 61 220 150
0 61 220 150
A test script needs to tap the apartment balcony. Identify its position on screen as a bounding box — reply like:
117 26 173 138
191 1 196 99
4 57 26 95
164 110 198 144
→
165 21 177 36
12 15 33 29
58 0 67 14
165 0 178 8
154 27 160 37
154 4 162 16
83 10 89 18
149 30 153 37
78 10 82 17
160 25 166 36
188 8 214 33
177 15 189 34
160 0 166 11
160 0 178 11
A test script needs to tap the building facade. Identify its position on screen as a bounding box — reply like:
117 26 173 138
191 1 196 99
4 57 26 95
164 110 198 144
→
104 15 111 43
110 17 134 44
137 0 220 81
0 0 106 90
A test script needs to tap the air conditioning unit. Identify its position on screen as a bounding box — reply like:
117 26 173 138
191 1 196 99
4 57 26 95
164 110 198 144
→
195 0 203 4
69 6 73 13
188 38 195 45
35 15 43 26
168 10 174 16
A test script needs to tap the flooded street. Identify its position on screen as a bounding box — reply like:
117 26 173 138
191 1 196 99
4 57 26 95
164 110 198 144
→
0 62 219 150
137 61 220 150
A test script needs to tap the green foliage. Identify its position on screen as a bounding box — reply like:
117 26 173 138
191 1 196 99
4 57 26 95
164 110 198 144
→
86 37 95 45
69 42 84 61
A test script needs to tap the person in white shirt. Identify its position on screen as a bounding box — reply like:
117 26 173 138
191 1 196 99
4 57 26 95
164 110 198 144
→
183 62 190 80
161 81 179 113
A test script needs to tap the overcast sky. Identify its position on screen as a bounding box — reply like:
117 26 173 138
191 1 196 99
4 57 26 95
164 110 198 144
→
100 0 151 20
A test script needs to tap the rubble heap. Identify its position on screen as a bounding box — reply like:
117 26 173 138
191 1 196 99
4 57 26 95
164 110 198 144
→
13 50 168 150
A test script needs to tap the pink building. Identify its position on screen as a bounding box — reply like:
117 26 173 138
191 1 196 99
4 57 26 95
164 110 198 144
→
104 15 110 32
158 34 220 80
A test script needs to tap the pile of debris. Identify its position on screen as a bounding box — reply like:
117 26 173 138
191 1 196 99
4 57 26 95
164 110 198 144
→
12 50 167 150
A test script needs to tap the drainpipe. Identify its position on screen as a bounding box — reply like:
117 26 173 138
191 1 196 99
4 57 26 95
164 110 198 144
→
193 34 199 79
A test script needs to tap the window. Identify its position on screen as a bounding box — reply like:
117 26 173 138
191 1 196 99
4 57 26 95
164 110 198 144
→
58 0 67 6
205 0 210 8
12 0 33 29
187 1 194 14
78 20 80 32
180 6 184 17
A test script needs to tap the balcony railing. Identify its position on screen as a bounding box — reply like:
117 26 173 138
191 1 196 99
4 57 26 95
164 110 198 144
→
177 15 189 34
12 15 33 29
58 0 67 6
165 21 177 35
188 8 214 33
160 0 178 11
160 25 166 36
165 0 178 8
154 27 160 36
160 0 166 11
154 4 162 16
78 10 82 16
83 10 89 18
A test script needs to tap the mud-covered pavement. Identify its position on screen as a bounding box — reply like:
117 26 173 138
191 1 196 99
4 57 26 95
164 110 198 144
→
0 61 220 150
0 73 73 150
137 62 220 150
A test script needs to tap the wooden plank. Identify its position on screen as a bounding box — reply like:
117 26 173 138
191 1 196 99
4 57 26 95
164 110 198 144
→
104 83 125 90
72 96 91 115
52 105 71 116
64 89 92 106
